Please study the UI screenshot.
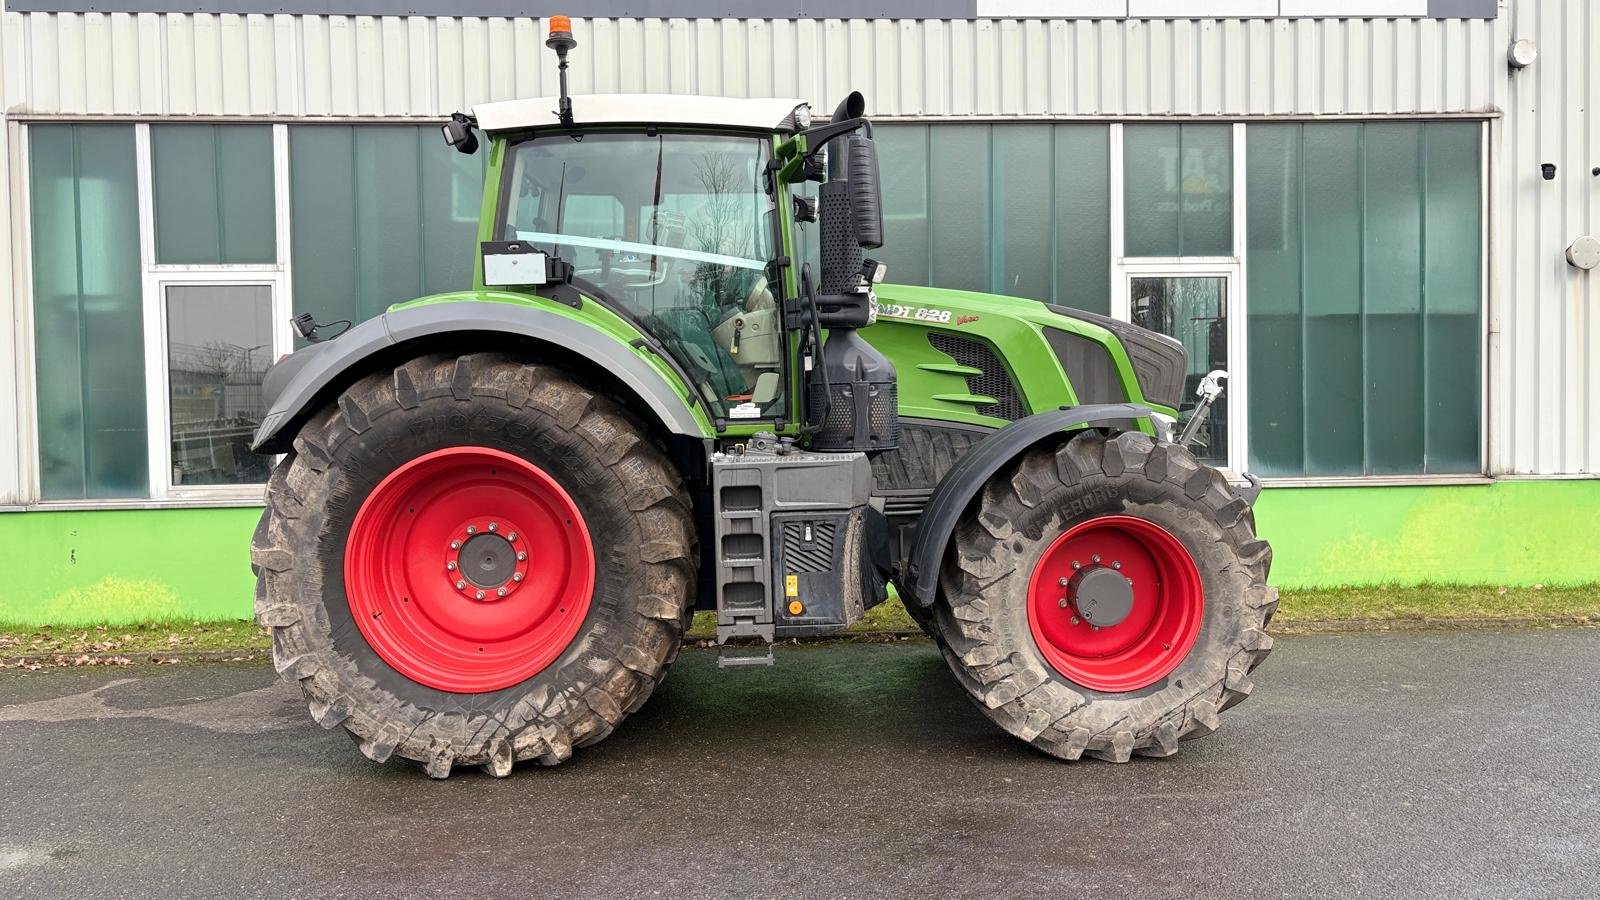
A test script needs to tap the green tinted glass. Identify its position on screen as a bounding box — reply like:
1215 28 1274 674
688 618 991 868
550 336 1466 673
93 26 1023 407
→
30 125 149 499
869 123 1110 312
1245 122 1481 477
1053 125 1111 315
289 125 485 328
152 125 275 264
1124 124 1232 257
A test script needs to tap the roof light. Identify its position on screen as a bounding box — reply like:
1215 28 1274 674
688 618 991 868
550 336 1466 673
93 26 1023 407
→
546 15 575 52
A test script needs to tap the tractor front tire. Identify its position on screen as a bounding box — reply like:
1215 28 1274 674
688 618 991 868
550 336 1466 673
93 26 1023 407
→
932 430 1276 762
251 353 695 778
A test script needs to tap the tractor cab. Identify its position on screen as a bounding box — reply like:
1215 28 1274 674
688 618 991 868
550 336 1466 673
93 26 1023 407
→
490 116 788 420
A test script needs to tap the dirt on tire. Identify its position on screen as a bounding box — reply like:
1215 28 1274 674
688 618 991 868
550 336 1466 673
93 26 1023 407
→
931 429 1277 762
251 352 696 778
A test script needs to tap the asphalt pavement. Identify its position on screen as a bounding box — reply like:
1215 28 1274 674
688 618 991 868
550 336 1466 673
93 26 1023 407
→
1 628 1597 899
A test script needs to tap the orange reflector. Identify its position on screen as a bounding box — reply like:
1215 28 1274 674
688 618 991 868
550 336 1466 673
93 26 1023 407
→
548 15 572 34
787 600 804 616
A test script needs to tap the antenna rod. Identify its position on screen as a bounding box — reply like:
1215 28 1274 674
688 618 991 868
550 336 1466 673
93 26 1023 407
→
546 15 577 128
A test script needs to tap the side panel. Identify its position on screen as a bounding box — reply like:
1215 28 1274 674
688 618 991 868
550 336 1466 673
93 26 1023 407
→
251 296 710 452
904 403 1153 605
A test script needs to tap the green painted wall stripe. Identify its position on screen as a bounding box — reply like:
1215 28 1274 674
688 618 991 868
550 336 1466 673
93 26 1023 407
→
1252 480 1600 588
0 479 1595 626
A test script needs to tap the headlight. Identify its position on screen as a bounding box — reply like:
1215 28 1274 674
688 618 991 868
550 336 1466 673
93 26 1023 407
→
793 103 812 130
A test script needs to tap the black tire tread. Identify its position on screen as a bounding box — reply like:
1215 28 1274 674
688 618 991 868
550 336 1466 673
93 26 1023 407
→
930 430 1276 762
251 353 695 778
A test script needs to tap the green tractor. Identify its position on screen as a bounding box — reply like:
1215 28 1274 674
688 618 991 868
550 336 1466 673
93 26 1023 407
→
250 22 1275 778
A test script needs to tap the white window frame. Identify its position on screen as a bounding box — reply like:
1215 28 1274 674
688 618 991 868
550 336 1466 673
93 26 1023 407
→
135 123 294 503
1110 123 1249 478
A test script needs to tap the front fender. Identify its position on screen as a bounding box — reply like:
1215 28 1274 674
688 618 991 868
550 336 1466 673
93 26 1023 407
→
250 300 708 453
903 403 1153 606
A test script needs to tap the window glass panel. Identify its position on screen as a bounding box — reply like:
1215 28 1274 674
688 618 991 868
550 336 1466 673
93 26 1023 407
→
1301 123 1366 476
796 124 1110 311
928 125 990 293
1245 121 1482 477
152 125 275 264
1423 122 1482 472
165 285 275 486
1245 125 1303 477
874 124 929 285
1363 123 1426 474
993 125 1052 300
501 133 777 416
1124 124 1232 257
1053 125 1111 315
289 125 485 330
1132 276 1228 466
29 124 149 499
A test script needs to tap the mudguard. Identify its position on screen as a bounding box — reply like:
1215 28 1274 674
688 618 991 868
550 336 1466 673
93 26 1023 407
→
903 403 1153 606
250 300 706 453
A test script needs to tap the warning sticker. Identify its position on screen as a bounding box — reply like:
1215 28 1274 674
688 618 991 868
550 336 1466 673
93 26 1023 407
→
784 573 799 597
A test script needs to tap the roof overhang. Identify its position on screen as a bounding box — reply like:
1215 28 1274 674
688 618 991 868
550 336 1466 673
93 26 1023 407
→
472 94 809 135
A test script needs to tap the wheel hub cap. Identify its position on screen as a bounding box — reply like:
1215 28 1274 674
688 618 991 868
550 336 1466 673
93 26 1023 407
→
1026 515 1204 693
1070 567 1135 627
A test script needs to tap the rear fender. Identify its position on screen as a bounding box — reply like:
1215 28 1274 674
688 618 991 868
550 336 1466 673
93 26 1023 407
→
250 300 707 454
903 403 1153 606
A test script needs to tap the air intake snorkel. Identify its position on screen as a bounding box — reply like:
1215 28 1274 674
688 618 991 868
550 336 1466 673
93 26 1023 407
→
805 92 899 453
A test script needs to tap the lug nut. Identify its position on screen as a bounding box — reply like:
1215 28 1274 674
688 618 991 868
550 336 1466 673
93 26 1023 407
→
1091 554 1101 564
497 587 507 597
507 532 518 542
1111 561 1122 570
488 522 498 532
1057 576 1069 587
1058 597 1069 608
446 561 457 571
1071 560 1082 570
475 590 486 600
1070 616 1080 625
450 540 461 550
512 572 524 582
1091 625 1100 631
517 551 527 561
466 525 477 535
455 580 466 590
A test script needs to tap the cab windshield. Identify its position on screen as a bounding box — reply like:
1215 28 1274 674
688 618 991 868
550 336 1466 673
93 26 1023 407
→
500 132 783 418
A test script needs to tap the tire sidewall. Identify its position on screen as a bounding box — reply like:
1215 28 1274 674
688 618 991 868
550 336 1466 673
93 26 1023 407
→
318 393 648 717
981 466 1251 715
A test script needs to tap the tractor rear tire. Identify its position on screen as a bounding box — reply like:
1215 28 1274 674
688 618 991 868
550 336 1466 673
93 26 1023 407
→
251 353 695 778
931 430 1276 762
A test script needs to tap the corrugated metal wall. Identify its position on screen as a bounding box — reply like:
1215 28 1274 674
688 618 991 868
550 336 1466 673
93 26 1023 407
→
2 4 1597 478
2 13 1501 118
1492 0 1599 476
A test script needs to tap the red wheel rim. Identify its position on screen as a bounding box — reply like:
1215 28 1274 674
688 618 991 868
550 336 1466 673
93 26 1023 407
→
344 446 595 693
1026 515 1203 693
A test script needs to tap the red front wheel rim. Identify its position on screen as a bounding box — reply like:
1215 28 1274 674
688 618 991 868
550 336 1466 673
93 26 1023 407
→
1027 515 1203 693
344 446 595 694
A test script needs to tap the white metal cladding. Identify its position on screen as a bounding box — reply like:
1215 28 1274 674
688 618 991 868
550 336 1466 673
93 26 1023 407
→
1490 0 1599 476
0 6 1596 478
1 13 1504 118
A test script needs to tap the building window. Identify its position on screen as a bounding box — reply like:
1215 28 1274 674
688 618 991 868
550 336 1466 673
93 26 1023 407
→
28 124 149 500
288 125 486 330
152 125 276 265
162 283 276 487
1245 122 1482 478
865 123 1111 314
1123 124 1233 258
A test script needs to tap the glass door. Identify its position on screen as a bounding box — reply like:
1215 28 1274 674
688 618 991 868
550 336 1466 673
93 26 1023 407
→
1128 275 1230 468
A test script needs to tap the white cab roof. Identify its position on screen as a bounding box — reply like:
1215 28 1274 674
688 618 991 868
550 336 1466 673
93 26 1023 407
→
473 94 809 134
